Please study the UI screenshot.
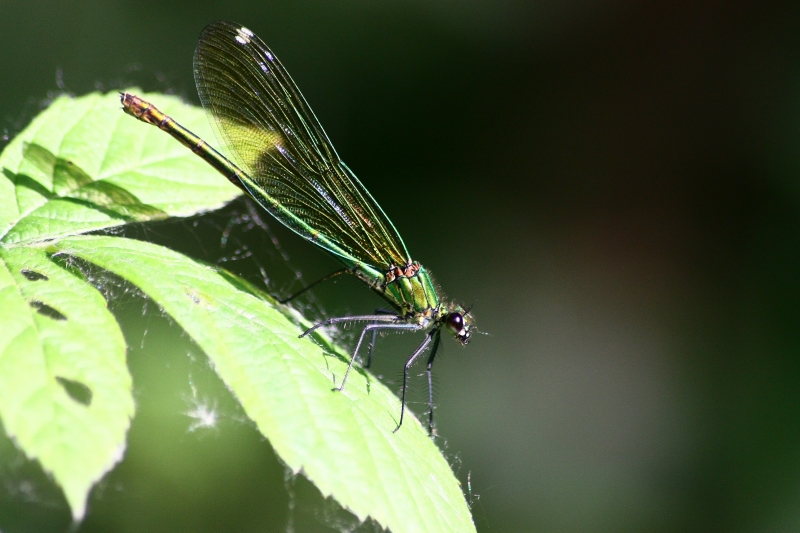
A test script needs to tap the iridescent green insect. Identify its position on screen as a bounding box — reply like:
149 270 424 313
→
121 20 473 433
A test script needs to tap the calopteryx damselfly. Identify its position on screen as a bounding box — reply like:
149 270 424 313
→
121 20 474 434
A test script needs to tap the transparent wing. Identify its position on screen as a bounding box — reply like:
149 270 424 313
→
193 20 410 269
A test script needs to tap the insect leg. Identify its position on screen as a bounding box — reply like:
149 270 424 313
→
299 313 398 338
366 308 397 368
394 331 436 433
337 322 424 392
425 329 442 434
277 268 350 304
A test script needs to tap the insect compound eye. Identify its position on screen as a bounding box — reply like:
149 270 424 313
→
446 312 464 334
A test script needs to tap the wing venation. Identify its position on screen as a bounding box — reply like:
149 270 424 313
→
193 21 410 269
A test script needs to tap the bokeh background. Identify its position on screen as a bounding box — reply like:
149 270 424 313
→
2 1 800 532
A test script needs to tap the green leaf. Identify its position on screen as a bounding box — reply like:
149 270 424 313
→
0 91 240 245
0 91 475 532
0 246 132 520
0 90 243 521
54 235 475 533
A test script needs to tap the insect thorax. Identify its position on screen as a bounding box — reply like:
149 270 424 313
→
378 261 441 319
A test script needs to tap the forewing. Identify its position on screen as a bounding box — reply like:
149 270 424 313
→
193 21 409 268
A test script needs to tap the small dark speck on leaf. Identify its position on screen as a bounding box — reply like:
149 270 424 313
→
29 300 67 321
21 269 48 281
56 376 93 406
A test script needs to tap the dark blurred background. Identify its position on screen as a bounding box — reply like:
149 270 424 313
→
3 0 800 532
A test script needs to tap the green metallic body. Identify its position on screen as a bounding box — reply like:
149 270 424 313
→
121 21 473 433
122 94 442 322
380 265 440 319
120 21 473 433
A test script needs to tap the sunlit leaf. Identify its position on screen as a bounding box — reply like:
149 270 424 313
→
54 235 475 533
0 91 475 532
0 91 239 246
0 246 132 520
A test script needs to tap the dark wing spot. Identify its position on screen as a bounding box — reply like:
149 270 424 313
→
21 269 48 281
56 376 92 406
29 301 67 321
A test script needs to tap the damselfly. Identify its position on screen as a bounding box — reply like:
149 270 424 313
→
121 20 474 433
